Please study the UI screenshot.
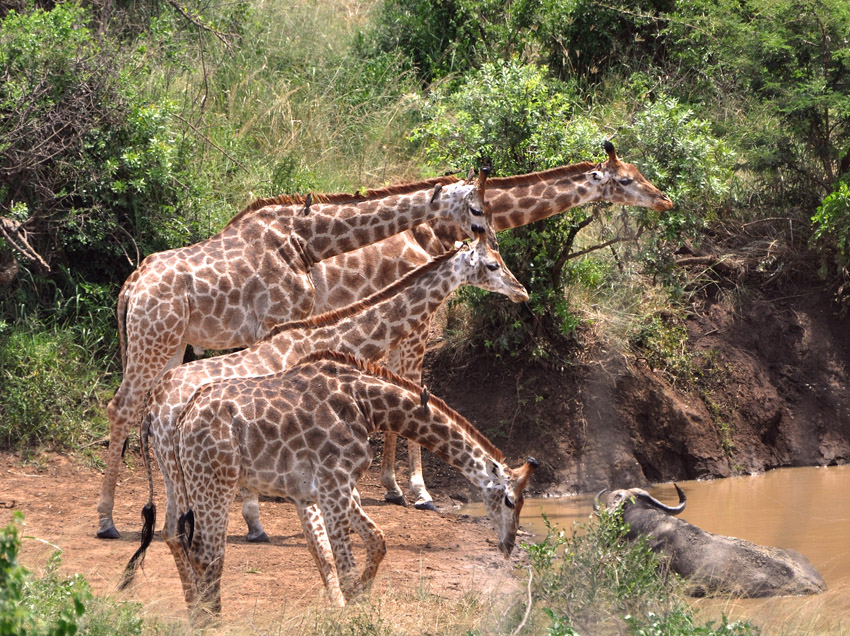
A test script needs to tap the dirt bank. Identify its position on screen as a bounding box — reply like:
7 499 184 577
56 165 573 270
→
425 254 850 496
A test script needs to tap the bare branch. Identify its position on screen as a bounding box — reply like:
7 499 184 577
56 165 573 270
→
163 0 235 49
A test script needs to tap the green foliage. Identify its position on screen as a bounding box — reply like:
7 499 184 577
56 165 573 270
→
616 89 735 240
414 60 608 355
536 0 675 83
0 322 115 452
669 0 850 205
0 1 201 289
0 513 143 635
628 314 695 385
812 179 850 275
370 0 540 83
518 513 759 635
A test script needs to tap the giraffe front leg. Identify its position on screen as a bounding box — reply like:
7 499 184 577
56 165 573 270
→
380 433 406 506
385 327 435 511
240 490 270 543
296 504 345 607
318 491 360 601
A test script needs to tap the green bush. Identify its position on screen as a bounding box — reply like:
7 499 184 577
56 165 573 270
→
668 0 850 206
811 179 850 278
1 513 143 635
413 60 609 356
518 512 759 635
0 1 200 290
0 322 115 452
616 88 735 240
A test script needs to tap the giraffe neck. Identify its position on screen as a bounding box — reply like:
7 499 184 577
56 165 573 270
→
323 358 501 489
487 162 598 230
236 178 470 265
429 162 598 243
270 248 467 362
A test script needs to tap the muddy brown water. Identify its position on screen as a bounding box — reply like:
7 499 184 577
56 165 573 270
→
465 465 850 632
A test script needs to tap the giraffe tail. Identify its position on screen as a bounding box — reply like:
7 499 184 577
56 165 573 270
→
178 509 195 551
119 411 157 590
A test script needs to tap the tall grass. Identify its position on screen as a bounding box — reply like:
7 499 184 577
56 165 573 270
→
139 0 426 235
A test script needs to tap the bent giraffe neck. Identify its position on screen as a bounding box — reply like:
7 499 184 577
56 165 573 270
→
355 376 499 489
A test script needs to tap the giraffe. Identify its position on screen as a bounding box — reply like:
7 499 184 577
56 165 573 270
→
308 141 674 509
97 173 496 538
121 350 538 622
118 237 527 542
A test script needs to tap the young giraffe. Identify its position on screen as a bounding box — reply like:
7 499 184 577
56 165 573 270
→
122 350 538 621
309 141 674 509
130 237 527 542
97 173 496 538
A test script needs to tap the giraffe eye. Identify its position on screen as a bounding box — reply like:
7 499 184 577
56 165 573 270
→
619 178 634 186
470 206 485 217
486 262 499 271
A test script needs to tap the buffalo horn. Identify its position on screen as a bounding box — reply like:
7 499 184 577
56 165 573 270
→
593 488 609 512
635 483 687 515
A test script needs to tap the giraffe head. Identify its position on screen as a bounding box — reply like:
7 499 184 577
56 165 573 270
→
481 456 539 557
446 167 498 248
458 238 529 303
584 141 673 212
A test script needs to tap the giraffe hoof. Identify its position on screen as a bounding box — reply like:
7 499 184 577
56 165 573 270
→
414 500 437 512
96 526 121 539
246 531 270 543
384 493 407 507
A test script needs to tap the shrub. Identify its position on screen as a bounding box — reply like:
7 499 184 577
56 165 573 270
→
0 1 200 291
1 513 143 635
412 60 609 356
0 322 115 452
811 179 850 283
517 512 759 635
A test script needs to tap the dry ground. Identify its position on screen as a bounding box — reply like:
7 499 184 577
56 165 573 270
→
0 449 524 630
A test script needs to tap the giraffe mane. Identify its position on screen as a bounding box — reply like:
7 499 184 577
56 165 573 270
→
294 349 506 464
486 161 596 188
263 246 463 338
225 175 462 228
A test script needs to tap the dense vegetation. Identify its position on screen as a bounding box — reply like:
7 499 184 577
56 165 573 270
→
1 0 848 632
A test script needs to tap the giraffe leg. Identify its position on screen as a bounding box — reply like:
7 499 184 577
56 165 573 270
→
97 343 187 538
379 433 406 506
153 443 199 605
240 490 269 543
348 495 386 591
296 504 345 607
178 439 237 625
385 328 436 510
317 490 360 600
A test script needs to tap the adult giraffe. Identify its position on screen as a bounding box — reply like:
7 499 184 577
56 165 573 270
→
97 174 495 538
309 141 674 509
121 350 538 621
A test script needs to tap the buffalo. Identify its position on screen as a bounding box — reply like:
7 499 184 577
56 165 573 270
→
595 484 826 598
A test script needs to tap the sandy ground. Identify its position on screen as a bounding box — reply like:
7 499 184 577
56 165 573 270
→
0 450 525 629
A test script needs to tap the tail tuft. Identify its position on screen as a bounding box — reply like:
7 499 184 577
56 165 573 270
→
178 509 195 551
119 502 156 590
